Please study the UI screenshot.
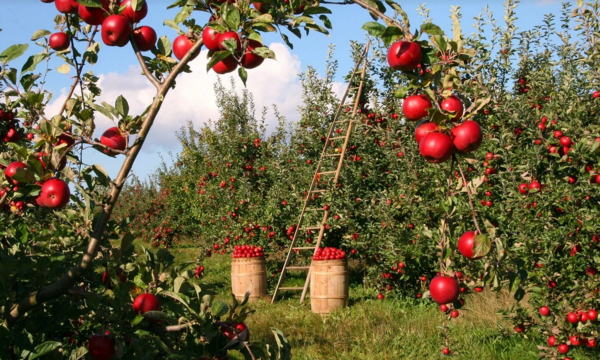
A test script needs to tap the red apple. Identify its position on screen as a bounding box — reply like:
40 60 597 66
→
55 0 79 14
403 94 432 121
414 120 440 144
202 27 221 51
4 128 21 143
440 95 464 121
49 32 70 51
120 0 148 23
387 41 421 71
87 334 115 360
587 338 598 348
429 276 459 304
252 2 271 13
588 309 598 321
567 312 579 324
558 344 569 354
78 0 109 25
553 130 563 139
594 91 600 98
539 306 550 316
100 127 127 154
570 336 581 346
38 178 71 209
173 35 200 61
450 121 482 153
4 162 28 186
133 26 157 52
101 15 132 47
528 181 541 192
518 183 529 194
212 56 238 74
457 231 483 259
419 132 453 163
133 293 161 315
218 31 241 52
560 136 572 147
241 40 265 69
547 335 556 347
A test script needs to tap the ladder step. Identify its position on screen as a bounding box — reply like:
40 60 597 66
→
318 171 336 175
279 287 304 291
324 153 342 157
310 189 329 193
329 136 346 140
305 208 325 211
293 247 316 250
286 266 310 270
300 226 322 231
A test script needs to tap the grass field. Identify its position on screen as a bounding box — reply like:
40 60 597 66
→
138 244 592 360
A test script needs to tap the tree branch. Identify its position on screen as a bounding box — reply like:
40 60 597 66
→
67 288 102 299
7 39 205 323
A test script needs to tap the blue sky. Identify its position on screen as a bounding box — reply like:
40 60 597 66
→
1 0 564 181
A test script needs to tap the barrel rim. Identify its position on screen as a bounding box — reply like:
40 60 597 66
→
310 259 348 265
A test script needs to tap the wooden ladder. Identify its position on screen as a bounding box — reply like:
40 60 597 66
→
272 41 371 304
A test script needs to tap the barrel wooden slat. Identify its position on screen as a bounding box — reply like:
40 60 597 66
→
310 259 349 314
231 257 267 302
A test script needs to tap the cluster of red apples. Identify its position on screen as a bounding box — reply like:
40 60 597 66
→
387 41 483 163
312 247 346 261
231 244 264 258
44 0 268 74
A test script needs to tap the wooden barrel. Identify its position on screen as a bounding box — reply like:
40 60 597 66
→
231 257 267 302
310 259 349 314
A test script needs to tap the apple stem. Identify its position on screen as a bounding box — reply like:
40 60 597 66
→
455 155 482 235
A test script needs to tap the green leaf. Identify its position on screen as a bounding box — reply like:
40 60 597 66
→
131 314 145 325
115 95 129 117
225 8 241 31
69 346 88 360
174 276 186 293
206 51 231 72
163 20 181 33
472 234 491 258
361 21 386 37
211 300 229 317
420 23 444 36
57 64 71 74
30 341 62 359
1 44 28 64
91 164 111 186
238 67 247 87
31 29 51 41
75 0 103 7
302 6 332 15
157 36 172 56
132 0 145 12
380 26 403 46
22 53 48 73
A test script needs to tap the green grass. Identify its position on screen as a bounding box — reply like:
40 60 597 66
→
132 241 597 359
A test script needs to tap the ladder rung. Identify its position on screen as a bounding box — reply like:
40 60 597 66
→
279 287 303 291
293 247 316 250
329 136 346 140
305 208 325 211
318 171 336 175
286 266 310 270
300 226 322 231
324 153 342 157
310 189 329 193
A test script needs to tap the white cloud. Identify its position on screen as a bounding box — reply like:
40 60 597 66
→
47 42 310 149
